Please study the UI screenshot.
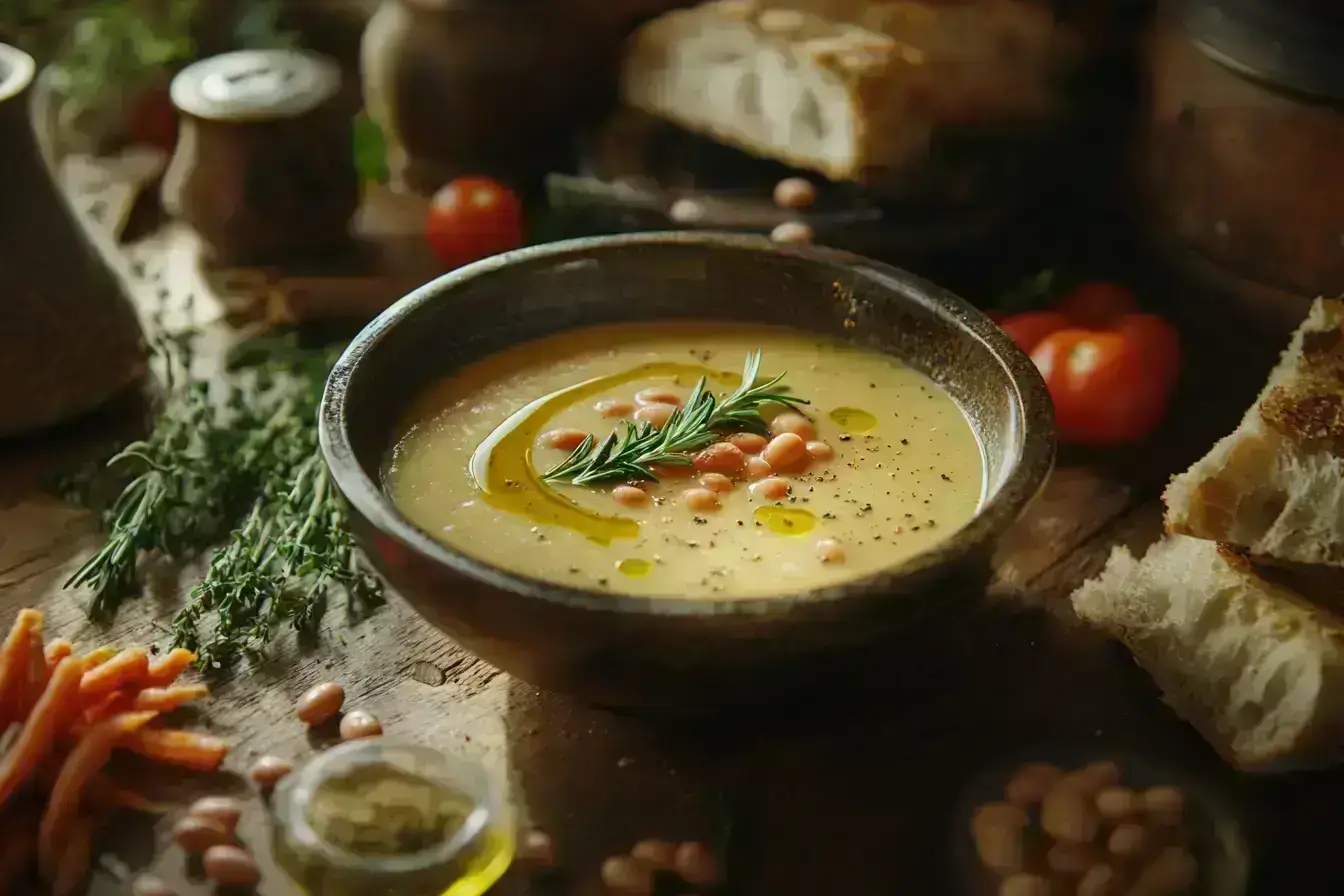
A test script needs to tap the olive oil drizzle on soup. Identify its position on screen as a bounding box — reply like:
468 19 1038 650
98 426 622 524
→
385 323 985 599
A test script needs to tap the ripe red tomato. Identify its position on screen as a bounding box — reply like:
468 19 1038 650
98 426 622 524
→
998 310 1072 355
1030 313 1181 446
426 177 525 268
1054 282 1139 325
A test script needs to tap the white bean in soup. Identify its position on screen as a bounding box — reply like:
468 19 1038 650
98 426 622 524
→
383 322 984 599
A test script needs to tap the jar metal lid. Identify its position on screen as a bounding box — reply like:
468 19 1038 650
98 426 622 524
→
171 49 341 122
0 43 36 104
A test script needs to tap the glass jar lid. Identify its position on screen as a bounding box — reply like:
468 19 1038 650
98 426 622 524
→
270 739 514 896
171 49 340 122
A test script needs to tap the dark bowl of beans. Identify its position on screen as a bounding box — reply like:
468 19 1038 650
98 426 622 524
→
319 231 1054 710
952 751 1250 896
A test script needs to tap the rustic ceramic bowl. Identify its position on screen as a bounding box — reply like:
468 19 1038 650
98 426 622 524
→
319 232 1054 710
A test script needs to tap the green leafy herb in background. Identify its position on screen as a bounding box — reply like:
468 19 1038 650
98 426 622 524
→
353 110 390 185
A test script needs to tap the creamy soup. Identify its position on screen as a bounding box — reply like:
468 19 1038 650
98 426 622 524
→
385 322 984 599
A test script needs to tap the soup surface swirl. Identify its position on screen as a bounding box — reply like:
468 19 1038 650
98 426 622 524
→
384 322 984 599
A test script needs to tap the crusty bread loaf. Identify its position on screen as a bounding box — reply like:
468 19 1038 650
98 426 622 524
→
1071 535 1344 771
1163 298 1344 566
620 0 1069 184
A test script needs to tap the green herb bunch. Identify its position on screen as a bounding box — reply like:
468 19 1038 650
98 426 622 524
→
543 351 809 486
64 330 383 671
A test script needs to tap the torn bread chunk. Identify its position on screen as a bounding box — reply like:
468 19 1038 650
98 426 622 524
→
1163 298 1344 566
620 0 1071 185
1072 535 1344 771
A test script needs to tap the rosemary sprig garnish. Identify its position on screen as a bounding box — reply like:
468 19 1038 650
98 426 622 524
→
542 350 808 486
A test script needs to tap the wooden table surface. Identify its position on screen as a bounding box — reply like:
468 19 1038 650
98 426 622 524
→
3 157 1342 896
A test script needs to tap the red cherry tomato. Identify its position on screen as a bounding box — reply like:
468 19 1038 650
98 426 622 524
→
1030 313 1181 446
1054 282 1139 325
993 282 1180 446
998 310 1072 355
426 177 525 268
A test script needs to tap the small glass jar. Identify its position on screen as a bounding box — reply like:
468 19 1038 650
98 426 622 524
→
271 739 514 896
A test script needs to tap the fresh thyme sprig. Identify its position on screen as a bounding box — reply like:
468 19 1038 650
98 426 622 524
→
542 350 808 486
62 329 384 668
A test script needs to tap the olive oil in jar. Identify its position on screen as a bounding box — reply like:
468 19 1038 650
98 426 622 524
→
271 740 514 896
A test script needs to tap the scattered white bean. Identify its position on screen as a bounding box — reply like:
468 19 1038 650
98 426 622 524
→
699 473 734 494
634 403 677 429
673 842 721 887
998 872 1050 896
750 477 790 501
773 177 816 210
540 428 588 451
1107 822 1147 857
202 845 261 888
681 488 720 512
744 456 773 478
601 855 655 895
760 432 807 470
296 681 345 726
340 709 383 741
1003 762 1062 806
769 412 816 440
770 221 814 244
630 839 677 868
805 440 834 461
187 796 243 834
816 538 845 563
613 485 651 507
726 432 768 454
970 801 1027 873
595 399 633 417
634 388 681 407
1040 780 1100 843
693 442 745 474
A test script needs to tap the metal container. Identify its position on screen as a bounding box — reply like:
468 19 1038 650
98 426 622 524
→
1137 0 1344 338
162 48 357 266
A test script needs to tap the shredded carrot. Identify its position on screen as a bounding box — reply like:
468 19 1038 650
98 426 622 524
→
78 647 118 671
0 609 42 726
132 684 210 712
39 710 157 879
78 647 148 702
120 728 229 773
80 690 135 729
0 812 35 892
0 657 83 806
50 812 98 896
44 639 73 672
86 774 169 814
143 648 197 687
19 626 49 718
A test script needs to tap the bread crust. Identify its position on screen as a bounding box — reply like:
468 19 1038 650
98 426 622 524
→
1071 535 1344 771
1163 298 1344 566
619 0 1068 184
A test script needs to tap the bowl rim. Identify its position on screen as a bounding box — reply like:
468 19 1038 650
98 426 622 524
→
319 231 1055 618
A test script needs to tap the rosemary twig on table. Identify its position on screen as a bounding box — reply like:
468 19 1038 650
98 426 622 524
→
542 350 808 486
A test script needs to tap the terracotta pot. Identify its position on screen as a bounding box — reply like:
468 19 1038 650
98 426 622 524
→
0 43 146 439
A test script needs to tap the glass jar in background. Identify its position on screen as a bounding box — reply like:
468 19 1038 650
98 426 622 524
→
271 739 514 896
